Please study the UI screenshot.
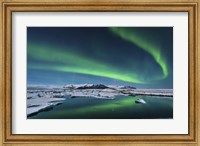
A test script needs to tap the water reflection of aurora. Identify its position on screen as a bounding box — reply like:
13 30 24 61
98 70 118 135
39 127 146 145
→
29 96 173 119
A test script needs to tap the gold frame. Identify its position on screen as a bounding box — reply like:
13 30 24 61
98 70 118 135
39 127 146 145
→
0 0 199 145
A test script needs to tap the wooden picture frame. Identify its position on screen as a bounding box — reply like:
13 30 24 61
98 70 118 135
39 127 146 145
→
0 0 199 145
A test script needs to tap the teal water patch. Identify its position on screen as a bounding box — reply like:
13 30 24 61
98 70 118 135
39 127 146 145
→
28 95 173 119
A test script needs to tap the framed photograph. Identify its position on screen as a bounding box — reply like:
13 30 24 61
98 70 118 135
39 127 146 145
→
0 0 199 145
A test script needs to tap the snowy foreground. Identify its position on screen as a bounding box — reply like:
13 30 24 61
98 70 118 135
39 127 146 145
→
27 84 173 117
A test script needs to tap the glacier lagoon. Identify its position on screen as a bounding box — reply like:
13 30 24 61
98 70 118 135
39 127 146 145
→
27 84 173 119
28 95 173 119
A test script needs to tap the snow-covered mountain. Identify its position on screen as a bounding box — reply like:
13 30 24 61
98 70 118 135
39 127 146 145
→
63 84 136 90
76 84 109 89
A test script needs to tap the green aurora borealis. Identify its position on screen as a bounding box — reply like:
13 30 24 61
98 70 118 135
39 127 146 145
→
28 43 144 83
27 27 173 88
110 28 168 79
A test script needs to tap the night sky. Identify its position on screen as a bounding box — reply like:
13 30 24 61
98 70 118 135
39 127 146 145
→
27 27 173 88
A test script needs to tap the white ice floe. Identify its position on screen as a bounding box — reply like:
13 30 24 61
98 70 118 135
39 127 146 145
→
65 88 123 99
27 92 65 117
135 98 146 104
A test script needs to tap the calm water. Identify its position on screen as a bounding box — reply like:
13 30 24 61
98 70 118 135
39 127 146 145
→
29 95 173 119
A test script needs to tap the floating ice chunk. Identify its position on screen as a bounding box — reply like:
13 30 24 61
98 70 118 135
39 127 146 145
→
135 99 146 104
